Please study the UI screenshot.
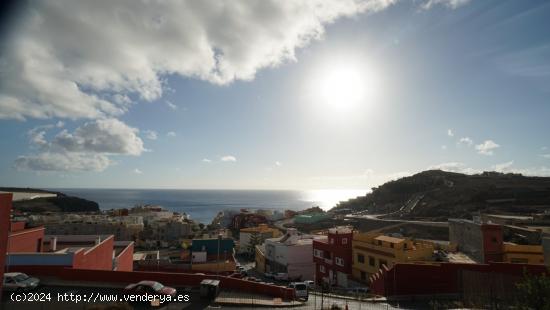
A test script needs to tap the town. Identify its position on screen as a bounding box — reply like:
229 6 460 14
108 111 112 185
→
2 189 550 309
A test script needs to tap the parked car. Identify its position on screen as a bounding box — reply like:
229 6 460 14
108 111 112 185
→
2 273 40 292
348 287 369 294
124 281 177 298
264 272 275 279
289 282 308 301
274 273 288 281
304 280 315 288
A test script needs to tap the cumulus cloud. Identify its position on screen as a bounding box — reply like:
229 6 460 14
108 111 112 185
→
492 161 514 173
15 152 111 172
475 140 500 156
275 161 282 167
0 0 398 120
421 0 471 10
447 129 454 137
541 154 550 159
202 158 212 163
429 162 479 174
134 168 143 174
221 155 237 162
144 130 158 140
457 137 474 147
15 119 144 171
166 131 176 137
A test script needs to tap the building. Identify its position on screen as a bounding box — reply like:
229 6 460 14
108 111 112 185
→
369 262 549 304
239 224 282 255
190 238 236 273
352 233 435 282
449 218 503 263
6 233 134 271
7 222 45 253
449 218 544 264
0 192 12 297
264 228 325 281
543 237 550 267
312 226 353 287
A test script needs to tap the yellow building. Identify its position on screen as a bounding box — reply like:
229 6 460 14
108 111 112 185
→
352 233 435 282
502 243 544 264
239 224 282 254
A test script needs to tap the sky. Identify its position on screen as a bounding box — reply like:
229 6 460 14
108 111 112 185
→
1 0 550 190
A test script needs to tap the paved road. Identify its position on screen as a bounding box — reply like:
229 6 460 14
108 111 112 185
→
345 214 448 227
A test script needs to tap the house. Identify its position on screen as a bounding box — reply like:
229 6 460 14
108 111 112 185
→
449 218 544 264
313 226 353 287
352 233 435 282
190 237 236 273
264 228 325 281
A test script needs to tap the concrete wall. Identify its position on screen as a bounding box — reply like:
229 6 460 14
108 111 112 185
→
72 236 115 270
449 219 485 262
0 193 13 297
114 242 134 272
9 266 296 300
8 227 45 253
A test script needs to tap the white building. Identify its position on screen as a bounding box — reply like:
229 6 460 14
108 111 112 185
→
264 228 324 281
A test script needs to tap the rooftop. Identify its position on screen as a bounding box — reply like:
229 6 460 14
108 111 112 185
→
374 235 405 244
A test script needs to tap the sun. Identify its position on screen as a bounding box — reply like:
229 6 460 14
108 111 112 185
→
308 59 378 115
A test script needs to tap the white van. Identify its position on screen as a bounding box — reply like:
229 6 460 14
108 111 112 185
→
289 282 308 301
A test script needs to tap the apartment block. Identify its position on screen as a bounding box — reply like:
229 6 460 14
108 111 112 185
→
312 226 353 287
352 233 435 282
238 224 281 255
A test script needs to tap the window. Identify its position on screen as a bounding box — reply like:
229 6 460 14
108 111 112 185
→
314 249 323 258
369 256 375 266
342 238 348 245
360 271 366 280
390 243 394 248
335 257 344 266
330 238 334 244
377 240 382 246
357 254 365 263
320 265 325 273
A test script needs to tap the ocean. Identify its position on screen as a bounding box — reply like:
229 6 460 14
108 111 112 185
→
56 189 367 224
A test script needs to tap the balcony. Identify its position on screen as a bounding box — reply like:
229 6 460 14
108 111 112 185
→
324 258 333 265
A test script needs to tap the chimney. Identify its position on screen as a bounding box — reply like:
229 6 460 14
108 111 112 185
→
51 237 57 252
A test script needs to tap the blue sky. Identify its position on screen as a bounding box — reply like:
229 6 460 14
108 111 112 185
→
1 0 550 189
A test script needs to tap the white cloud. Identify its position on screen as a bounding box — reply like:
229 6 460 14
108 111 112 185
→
429 162 479 174
447 129 454 137
221 155 237 162
0 0 398 120
475 140 500 156
51 119 145 155
457 137 474 147
15 152 111 172
134 168 143 174
421 0 471 10
275 161 282 167
542 146 548 151
166 100 178 110
202 158 212 163
441 145 447 150
492 161 514 173
540 154 550 159
144 130 158 140
15 119 144 172
166 131 176 137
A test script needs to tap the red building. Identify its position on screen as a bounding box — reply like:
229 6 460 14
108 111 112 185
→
370 261 549 302
312 226 353 287
0 193 13 297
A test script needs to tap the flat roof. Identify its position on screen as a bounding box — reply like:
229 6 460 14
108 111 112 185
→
374 235 404 244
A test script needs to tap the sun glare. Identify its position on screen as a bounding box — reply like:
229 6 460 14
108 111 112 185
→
309 60 378 115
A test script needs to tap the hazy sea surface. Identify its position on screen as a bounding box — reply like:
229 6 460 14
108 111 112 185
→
55 189 367 224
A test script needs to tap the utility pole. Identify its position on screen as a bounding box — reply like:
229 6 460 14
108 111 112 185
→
217 233 221 276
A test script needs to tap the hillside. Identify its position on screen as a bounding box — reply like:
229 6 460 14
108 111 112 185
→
333 170 550 221
0 188 100 213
